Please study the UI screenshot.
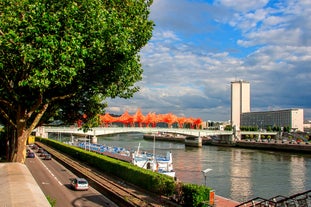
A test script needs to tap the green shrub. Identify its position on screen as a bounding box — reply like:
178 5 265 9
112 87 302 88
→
181 183 211 207
46 196 56 207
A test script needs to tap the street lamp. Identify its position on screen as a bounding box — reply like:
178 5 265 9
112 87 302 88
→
201 168 212 186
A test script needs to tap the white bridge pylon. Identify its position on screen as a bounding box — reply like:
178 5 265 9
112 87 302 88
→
36 126 233 138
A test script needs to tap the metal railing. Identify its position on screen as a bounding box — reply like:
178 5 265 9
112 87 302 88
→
236 190 311 207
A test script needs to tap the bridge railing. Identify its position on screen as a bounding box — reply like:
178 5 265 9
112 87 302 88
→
41 126 233 137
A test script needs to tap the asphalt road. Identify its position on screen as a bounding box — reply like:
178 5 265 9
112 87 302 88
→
25 146 118 207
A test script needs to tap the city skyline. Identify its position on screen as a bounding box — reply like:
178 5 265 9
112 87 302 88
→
106 0 311 121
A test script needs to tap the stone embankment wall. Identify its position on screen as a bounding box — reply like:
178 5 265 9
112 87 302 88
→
236 141 311 153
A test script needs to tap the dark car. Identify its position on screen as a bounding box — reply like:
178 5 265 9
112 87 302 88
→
37 148 44 153
27 152 35 158
31 144 38 150
43 153 52 160
40 151 49 157
71 178 89 191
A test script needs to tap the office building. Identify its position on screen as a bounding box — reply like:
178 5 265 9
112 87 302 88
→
231 80 250 130
231 81 304 132
241 109 304 131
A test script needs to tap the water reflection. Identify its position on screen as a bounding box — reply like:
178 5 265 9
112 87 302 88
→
230 150 252 201
290 156 306 194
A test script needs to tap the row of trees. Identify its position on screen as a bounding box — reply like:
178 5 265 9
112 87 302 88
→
95 109 203 129
239 125 291 132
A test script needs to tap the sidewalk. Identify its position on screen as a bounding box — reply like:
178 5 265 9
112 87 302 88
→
215 195 240 207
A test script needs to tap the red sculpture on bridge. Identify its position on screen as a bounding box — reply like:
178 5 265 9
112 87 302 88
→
98 109 203 129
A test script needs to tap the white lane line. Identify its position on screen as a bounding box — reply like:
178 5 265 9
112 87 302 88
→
36 155 63 186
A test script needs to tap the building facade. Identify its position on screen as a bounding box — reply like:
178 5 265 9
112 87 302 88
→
231 80 250 130
241 109 304 131
230 81 304 132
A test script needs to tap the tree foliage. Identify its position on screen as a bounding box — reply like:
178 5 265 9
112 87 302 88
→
0 0 154 162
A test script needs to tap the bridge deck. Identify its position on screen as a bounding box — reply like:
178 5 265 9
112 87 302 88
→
39 126 233 137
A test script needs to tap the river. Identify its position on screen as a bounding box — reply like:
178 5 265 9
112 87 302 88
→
53 132 311 203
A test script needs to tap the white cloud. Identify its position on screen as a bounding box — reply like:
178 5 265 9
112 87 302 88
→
106 0 311 121
215 0 269 12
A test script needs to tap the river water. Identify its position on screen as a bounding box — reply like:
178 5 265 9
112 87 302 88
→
53 132 311 203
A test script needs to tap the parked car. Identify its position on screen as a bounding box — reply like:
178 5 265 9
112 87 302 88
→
27 152 35 158
71 178 89 191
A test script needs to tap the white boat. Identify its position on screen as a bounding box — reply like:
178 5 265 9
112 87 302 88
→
132 143 176 178
74 141 175 177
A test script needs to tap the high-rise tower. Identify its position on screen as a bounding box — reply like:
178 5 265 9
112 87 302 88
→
231 80 250 130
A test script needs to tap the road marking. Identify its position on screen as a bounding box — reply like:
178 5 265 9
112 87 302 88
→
36 155 63 186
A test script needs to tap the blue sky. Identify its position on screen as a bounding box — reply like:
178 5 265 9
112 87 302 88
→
106 0 311 122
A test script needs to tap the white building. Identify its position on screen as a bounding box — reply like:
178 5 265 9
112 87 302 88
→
230 81 304 132
231 80 250 130
241 109 304 131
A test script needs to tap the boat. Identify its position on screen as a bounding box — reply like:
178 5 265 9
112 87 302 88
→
185 135 202 147
74 141 176 177
132 143 175 178
75 142 132 162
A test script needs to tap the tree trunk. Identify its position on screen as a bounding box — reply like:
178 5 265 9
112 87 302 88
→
7 115 29 163
13 119 30 163
5 102 49 163
15 130 30 163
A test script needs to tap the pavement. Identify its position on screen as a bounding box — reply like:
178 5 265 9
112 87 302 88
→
0 163 50 207
215 195 240 207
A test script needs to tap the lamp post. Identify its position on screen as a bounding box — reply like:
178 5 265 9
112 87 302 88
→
201 168 212 186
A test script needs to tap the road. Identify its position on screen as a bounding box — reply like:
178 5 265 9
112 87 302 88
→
25 147 118 207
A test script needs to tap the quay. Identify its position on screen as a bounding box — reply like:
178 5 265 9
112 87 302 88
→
143 133 311 153
0 163 50 207
215 195 240 207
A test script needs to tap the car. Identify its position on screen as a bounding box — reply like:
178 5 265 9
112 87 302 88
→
27 152 35 158
71 178 89 191
43 153 52 160
37 148 44 153
39 151 48 157
31 144 38 150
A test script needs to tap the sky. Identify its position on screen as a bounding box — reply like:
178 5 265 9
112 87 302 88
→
106 0 311 122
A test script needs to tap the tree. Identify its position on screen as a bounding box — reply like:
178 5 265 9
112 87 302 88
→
0 0 154 162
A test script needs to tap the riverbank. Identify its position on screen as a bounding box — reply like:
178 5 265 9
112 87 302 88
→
235 140 311 153
143 133 186 142
143 133 311 153
215 195 240 207
143 133 211 144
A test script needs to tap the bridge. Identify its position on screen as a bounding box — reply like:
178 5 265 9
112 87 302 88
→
35 126 278 143
36 126 233 138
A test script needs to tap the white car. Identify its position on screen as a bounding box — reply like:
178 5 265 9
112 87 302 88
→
71 178 89 191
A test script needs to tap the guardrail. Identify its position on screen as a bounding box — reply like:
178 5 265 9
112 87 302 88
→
235 189 311 207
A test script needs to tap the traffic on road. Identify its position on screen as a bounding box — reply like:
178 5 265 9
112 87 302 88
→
25 144 118 207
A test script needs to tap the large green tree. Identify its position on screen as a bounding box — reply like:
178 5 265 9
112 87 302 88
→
0 0 154 163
